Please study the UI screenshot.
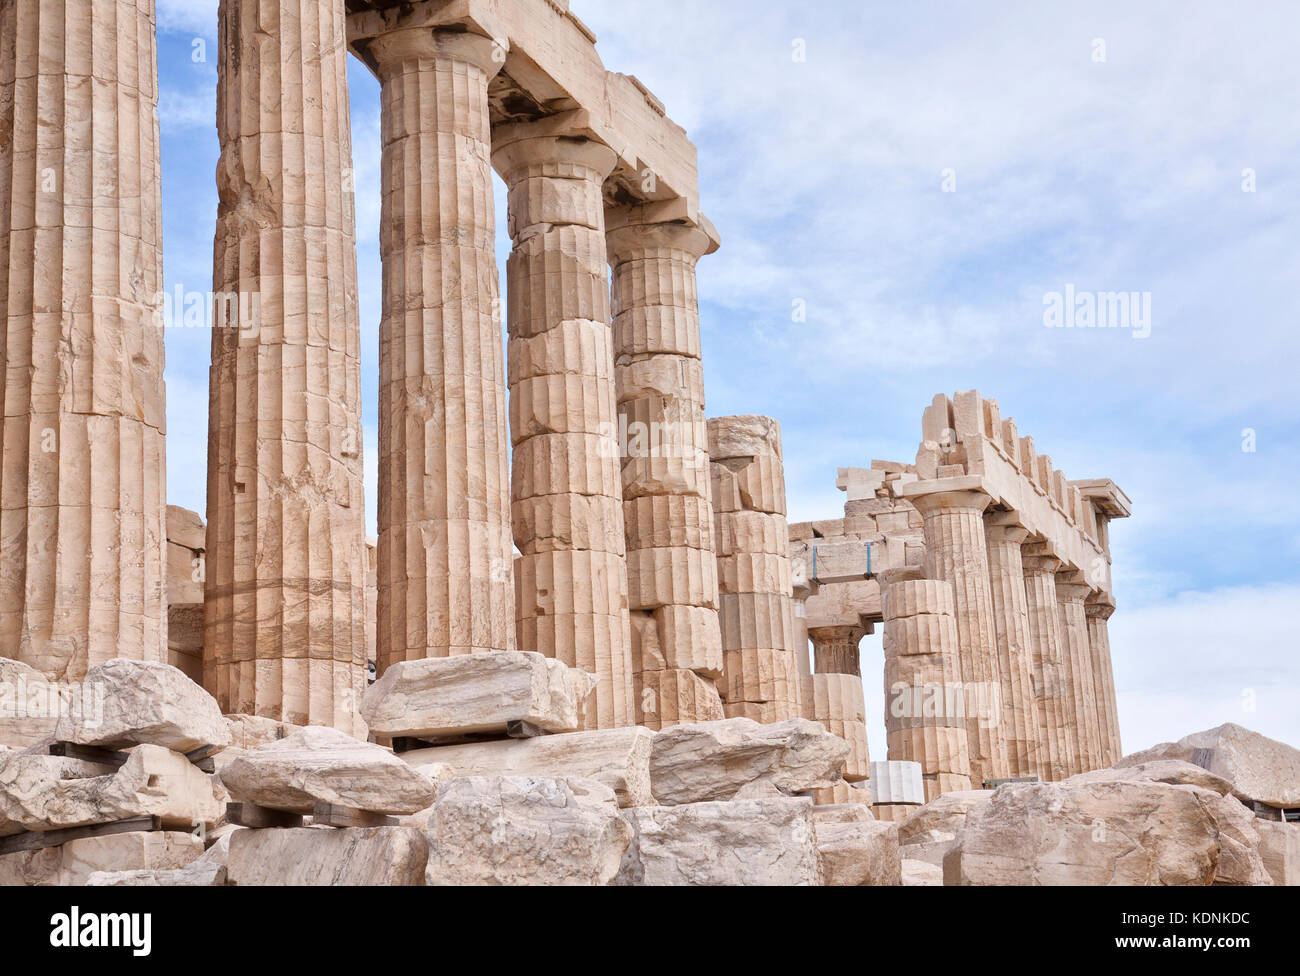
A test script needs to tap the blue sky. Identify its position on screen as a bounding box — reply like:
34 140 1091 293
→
153 0 1299 754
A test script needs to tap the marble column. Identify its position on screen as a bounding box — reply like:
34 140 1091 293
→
367 28 513 672
1022 554 1071 780
493 120 633 729
709 415 802 724
1058 580 1103 773
0 0 167 679
881 576 973 800
984 521 1040 779
1086 597 1122 766
205 0 366 731
606 212 723 726
910 489 1008 785
805 624 869 783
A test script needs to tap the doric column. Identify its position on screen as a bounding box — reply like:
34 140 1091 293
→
1086 597 1122 766
881 576 973 800
710 415 801 723
362 27 513 671
0 0 168 679
493 118 633 729
1058 580 1103 773
606 211 724 724
984 520 1039 779
1022 554 1071 780
909 488 1008 785
205 0 366 731
804 624 869 786
809 625 865 676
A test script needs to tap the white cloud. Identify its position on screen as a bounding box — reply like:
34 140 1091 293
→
1109 583 1300 752
157 0 218 36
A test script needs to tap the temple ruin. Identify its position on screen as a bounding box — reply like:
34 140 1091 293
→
1 0 1294 889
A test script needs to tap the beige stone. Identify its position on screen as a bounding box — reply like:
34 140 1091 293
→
636 668 725 730
495 121 633 731
402 726 654 808
1118 723 1300 809
945 781 1221 886
0 658 60 749
1255 821 1300 887
425 776 632 886
87 860 227 887
204 0 367 733
360 651 596 741
816 819 902 886
55 659 230 754
0 746 221 834
220 726 435 815
649 717 848 805
615 797 822 886
0 0 168 680
227 826 427 886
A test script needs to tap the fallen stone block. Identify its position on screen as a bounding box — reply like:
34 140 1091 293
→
812 803 876 824
403 726 653 808
361 651 596 742
945 781 1220 886
425 776 632 886
0 745 222 834
54 658 230 754
902 858 943 886
219 726 434 815
615 797 822 886
649 718 848 804
1068 762 1269 886
1255 821 1300 886
1118 723 1300 809
816 819 901 886
897 789 993 864
227 826 427 886
1 831 203 886
86 859 226 886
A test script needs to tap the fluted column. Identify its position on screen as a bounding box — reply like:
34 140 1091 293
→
910 489 1008 785
881 576 973 800
710 415 801 724
1086 597 1122 766
984 521 1039 779
366 28 513 672
0 0 167 679
606 212 723 727
1022 554 1071 780
493 121 633 729
1058 580 1103 773
804 624 869 786
205 0 365 731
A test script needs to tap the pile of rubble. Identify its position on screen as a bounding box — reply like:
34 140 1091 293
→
3 654 1295 886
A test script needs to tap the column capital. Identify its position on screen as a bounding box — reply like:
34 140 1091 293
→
348 0 508 52
1055 580 1094 605
1021 553 1062 575
905 486 993 518
605 217 716 266
1085 598 1116 620
364 27 506 79
491 110 618 183
984 522 1029 546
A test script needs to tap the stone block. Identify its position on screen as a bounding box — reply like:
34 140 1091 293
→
816 819 901 886
615 797 820 885
361 651 596 741
227 826 427 886
424 776 631 886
